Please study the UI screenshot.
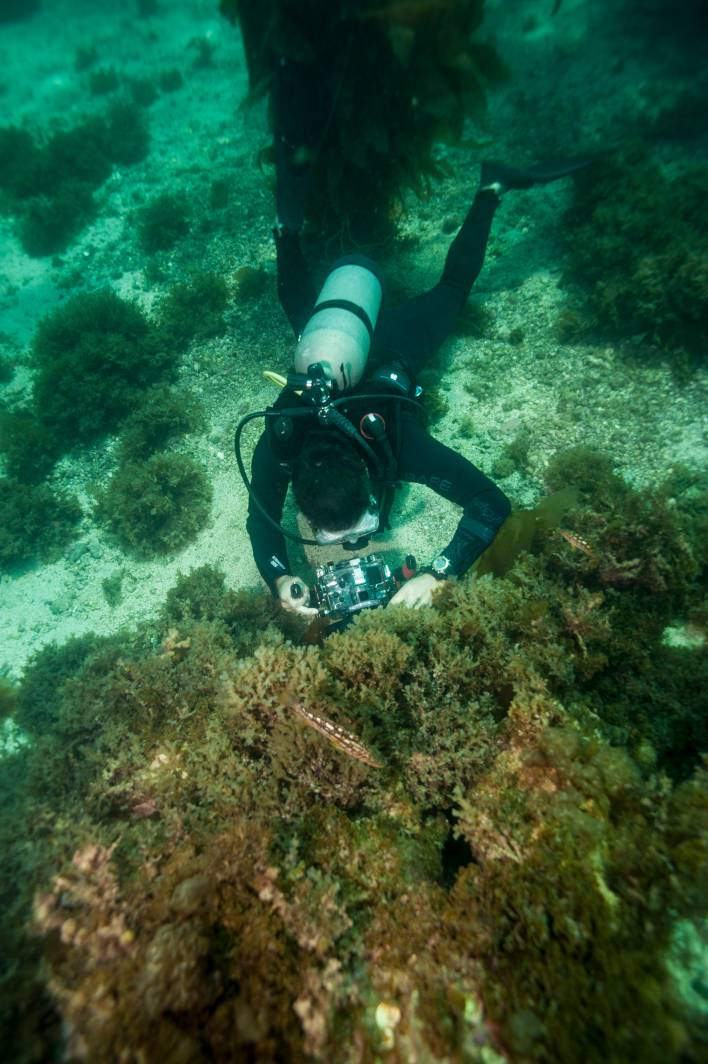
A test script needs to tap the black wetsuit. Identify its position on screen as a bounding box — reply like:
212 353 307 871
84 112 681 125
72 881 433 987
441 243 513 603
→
247 189 511 590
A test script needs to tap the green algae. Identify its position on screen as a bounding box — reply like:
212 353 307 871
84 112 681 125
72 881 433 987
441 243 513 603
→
94 453 212 558
1 450 705 1060
115 387 204 464
136 191 191 254
0 103 148 256
0 289 176 482
561 148 708 367
0 478 81 572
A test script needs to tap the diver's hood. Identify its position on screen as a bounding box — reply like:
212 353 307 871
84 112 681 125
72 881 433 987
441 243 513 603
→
312 495 380 546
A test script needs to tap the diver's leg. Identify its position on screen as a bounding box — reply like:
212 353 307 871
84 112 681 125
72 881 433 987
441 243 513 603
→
271 225 315 336
375 152 604 376
374 188 500 376
273 226 317 338
272 46 349 233
273 57 326 233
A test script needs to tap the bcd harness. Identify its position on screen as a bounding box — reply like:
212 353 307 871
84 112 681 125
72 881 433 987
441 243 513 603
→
234 360 426 548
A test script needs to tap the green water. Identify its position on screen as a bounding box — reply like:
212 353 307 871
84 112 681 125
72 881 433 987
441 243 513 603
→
0 2 705 1060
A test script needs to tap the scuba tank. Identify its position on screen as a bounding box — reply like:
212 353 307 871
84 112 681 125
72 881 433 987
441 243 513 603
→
294 255 383 392
234 252 426 551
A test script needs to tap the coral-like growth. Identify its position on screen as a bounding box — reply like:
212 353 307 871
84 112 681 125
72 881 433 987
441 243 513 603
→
561 148 708 364
1 445 705 1061
94 453 212 557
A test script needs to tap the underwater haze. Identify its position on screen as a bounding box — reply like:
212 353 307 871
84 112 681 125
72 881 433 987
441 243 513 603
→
0 1 706 1061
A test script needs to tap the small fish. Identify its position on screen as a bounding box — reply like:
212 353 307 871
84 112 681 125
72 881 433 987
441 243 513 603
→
557 528 595 558
290 703 383 769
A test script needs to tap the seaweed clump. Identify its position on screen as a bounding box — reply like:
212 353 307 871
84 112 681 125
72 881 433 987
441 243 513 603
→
540 448 708 777
561 148 708 365
0 103 149 256
0 477 81 571
30 288 172 452
136 191 191 253
0 408 60 484
156 272 229 350
1 443 706 1061
0 288 211 485
116 386 204 463
161 564 292 656
0 356 15 383
0 678 17 722
94 453 212 558
88 67 120 96
223 0 505 241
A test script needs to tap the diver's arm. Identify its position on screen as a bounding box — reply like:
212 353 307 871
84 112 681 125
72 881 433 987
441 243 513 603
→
246 435 320 616
397 416 511 577
442 485 511 575
246 431 293 590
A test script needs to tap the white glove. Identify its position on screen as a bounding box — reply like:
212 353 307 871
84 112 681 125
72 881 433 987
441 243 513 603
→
387 572 441 609
274 575 319 617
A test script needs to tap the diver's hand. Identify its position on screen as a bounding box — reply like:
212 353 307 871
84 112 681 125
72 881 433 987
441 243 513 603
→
274 575 319 617
388 572 441 609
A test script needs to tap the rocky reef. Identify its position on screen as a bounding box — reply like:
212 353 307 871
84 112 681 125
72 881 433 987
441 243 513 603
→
1 455 706 1062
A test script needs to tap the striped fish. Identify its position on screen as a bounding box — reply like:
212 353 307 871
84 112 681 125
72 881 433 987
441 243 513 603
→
557 528 595 558
290 703 383 769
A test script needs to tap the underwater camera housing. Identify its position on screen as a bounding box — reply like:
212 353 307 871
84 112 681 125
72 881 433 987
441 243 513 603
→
311 554 396 620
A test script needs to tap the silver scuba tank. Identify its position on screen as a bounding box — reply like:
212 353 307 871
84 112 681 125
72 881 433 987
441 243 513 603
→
294 255 383 392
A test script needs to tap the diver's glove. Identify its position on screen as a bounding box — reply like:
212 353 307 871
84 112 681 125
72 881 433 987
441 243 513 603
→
274 574 319 617
387 572 441 610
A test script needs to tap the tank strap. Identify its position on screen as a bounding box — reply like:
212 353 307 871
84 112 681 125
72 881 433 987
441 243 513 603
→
309 298 375 343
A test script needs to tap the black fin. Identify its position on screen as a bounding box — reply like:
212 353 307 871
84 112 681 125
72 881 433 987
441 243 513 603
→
481 151 609 191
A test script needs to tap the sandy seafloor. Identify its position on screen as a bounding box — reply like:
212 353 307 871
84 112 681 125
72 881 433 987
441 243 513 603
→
0 0 706 694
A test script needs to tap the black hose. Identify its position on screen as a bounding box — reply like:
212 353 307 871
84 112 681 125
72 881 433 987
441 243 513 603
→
233 393 426 547
234 409 323 546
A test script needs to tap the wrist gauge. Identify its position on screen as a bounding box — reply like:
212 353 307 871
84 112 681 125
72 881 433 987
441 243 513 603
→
429 554 451 579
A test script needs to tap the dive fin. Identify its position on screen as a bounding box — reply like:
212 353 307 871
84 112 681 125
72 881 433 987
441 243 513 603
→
481 151 608 192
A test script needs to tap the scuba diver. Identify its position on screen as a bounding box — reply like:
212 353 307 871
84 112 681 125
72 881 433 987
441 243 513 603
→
239 156 600 618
